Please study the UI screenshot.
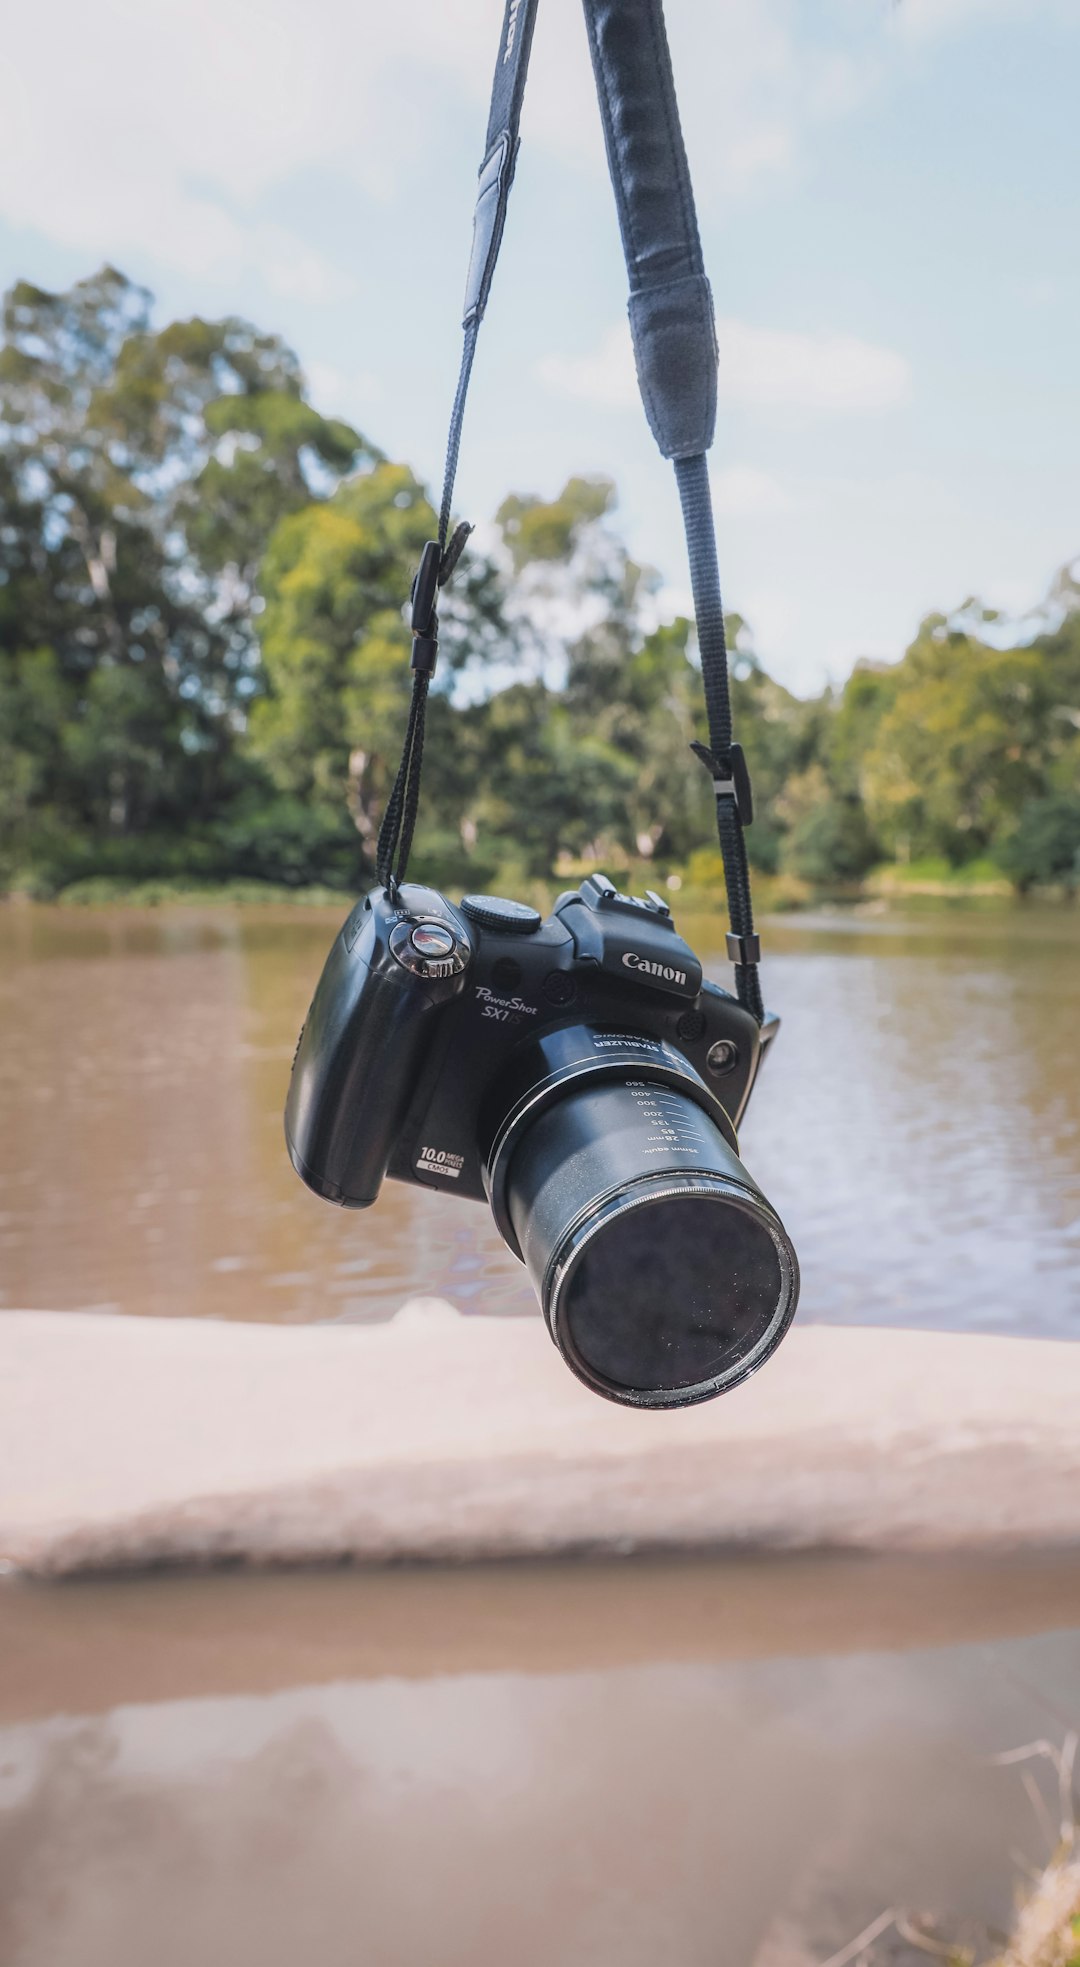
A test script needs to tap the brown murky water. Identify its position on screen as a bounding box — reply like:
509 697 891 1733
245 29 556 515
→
3 901 1080 1960
3 1555 1080 1967
1 898 1078 1332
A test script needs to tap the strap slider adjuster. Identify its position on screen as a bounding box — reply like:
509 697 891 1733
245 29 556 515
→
409 539 443 677
690 739 754 824
726 931 762 967
410 540 442 637
410 634 438 677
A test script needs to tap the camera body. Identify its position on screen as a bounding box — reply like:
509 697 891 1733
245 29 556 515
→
287 873 798 1408
287 872 769 1232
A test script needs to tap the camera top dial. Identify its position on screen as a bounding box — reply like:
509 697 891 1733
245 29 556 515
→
460 895 543 935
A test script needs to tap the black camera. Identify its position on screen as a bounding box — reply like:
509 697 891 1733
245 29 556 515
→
286 873 799 1408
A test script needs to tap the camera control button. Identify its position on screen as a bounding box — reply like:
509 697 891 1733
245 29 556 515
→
706 1039 739 1076
460 895 542 935
410 922 456 958
389 918 468 979
542 971 576 1007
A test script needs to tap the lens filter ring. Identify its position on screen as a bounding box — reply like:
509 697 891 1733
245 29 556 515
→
543 1173 799 1409
500 1072 800 1409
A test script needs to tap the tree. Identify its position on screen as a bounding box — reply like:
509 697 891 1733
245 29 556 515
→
4 261 1078 900
784 783 881 886
860 617 1063 864
0 265 371 881
249 462 517 880
997 794 1080 893
250 466 433 845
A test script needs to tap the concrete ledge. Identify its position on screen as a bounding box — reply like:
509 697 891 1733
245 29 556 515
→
2 1306 1079 1575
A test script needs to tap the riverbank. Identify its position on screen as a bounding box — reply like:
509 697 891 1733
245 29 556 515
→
7 1310 1080 1965
5 1307 1080 1576
5 855 1072 910
8 1551 1080 1725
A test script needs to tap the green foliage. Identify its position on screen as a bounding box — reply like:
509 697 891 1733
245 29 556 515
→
786 793 881 887
497 475 616 570
250 467 433 807
206 791 360 889
2 262 1078 903
860 622 1066 863
0 264 372 880
997 794 1080 893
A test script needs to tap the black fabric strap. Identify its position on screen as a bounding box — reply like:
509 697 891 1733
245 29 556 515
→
582 0 717 461
675 453 763 1022
581 1 760 1018
448 0 539 536
463 0 540 329
375 0 539 893
377 0 763 1019
374 525 471 890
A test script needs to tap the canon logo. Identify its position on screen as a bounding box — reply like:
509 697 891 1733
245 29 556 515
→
503 0 522 62
622 952 687 986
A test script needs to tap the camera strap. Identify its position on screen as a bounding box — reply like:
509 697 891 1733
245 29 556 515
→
376 0 764 1022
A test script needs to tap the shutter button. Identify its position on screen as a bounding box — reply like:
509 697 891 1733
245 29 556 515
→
410 922 455 958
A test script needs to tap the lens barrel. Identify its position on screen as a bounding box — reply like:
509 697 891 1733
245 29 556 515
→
490 1041 798 1408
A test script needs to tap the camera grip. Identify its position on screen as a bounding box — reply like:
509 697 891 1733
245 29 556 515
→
286 927 450 1208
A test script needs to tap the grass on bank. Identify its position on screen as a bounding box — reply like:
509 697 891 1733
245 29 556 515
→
822 1737 1080 1967
40 876 358 908
999 1860 1080 1967
864 856 1013 899
819 1860 1080 1967
20 848 1075 912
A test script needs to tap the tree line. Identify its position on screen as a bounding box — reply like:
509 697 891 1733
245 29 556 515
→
2 267 1078 901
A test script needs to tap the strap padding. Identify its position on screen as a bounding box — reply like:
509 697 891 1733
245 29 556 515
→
463 134 516 328
584 0 718 458
463 0 540 328
628 274 717 461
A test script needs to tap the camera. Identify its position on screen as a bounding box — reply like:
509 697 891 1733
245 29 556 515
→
286 872 799 1408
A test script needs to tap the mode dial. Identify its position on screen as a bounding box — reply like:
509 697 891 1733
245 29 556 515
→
460 895 542 935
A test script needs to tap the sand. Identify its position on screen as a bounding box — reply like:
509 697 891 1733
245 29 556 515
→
3 1303 1079 1575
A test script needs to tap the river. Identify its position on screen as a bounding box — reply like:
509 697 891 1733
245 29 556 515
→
3 896 1080 1964
1 896 1077 1334
4 1555 1080 1965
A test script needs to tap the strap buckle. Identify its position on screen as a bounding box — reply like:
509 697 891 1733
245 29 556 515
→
690 739 753 825
410 540 441 636
410 540 442 676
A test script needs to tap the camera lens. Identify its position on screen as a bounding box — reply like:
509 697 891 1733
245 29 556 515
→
502 1076 798 1408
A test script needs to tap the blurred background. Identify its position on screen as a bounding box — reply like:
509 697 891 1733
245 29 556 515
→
0 0 1078 1340
2 1 1079 1963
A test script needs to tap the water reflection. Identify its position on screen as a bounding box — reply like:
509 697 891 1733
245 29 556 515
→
0 900 1077 1332
3 1562 1080 1967
747 935 1080 1335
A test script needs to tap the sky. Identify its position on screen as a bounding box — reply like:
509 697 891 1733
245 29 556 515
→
1 0 1078 697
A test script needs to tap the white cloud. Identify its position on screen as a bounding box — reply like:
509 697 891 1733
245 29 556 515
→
0 0 1066 297
0 0 889 295
657 0 878 207
537 319 911 417
719 318 911 412
508 0 874 197
535 328 636 411
0 0 502 292
712 466 792 517
306 361 384 420
733 587 799 664
892 0 1065 39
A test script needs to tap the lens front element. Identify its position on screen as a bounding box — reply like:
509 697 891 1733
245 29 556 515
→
553 1179 789 1399
505 1077 798 1408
